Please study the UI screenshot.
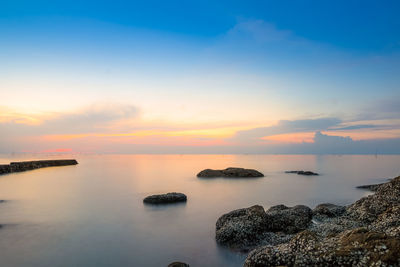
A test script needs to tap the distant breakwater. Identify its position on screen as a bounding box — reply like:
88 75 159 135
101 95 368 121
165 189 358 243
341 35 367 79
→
0 159 78 175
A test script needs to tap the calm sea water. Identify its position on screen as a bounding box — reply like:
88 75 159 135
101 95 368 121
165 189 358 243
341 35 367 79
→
0 154 399 267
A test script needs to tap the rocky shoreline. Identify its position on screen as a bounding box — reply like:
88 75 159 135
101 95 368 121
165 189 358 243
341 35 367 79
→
215 175 400 266
0 159 78 175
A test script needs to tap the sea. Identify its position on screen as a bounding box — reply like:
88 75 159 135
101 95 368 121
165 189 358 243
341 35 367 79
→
0 154 399 267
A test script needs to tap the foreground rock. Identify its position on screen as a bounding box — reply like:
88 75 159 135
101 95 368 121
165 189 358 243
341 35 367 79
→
243 176 400 266
216 205 270 249
244 228 400 266
143 192 187 204
197 167 264 178
285 170 319 176
312 203 346 219
347 176 400 223
215 205 312 250
0 159 78 175
266 205 312 234
167 262 189 267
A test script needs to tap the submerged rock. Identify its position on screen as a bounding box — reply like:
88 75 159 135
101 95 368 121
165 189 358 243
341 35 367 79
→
143 192 187 204
167 262 189 267
197 167 264 178
285 170 319 176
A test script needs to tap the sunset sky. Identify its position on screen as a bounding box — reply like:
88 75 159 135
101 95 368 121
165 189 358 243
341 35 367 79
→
1 0 400 154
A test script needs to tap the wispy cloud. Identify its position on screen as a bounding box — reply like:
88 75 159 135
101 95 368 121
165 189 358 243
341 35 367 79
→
0 103 139 136
226 19 292 43
233 118 342 143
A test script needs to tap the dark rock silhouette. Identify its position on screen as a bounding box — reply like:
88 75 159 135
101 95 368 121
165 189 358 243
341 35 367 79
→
0 159 78 175
143 192 187 204
168 262 189 267
285 170 319 176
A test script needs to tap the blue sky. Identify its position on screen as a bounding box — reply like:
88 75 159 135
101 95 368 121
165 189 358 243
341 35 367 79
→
1 0 400 153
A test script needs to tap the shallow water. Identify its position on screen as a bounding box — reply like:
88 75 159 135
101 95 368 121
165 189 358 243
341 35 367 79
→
0 154 399 267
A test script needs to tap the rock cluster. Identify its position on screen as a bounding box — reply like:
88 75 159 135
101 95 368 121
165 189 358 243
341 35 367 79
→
244 228 400 266
215 204 313 250
143 192 187 204
0 159 78 175
197 167 264 178
242 176 400 266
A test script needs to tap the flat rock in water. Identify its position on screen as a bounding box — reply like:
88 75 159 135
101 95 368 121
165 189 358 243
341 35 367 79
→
197 167 264 178
167 262 189 267
143 192 187 204
356 183 384 191
285 170 319 175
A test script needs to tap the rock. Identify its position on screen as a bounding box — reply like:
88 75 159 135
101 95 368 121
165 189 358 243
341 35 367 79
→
244 228 400 266
347 176 400 223
370 205 400 238
0 159 78 175
244 176 400 266
143 192 187 204
197 167 264 178
285 170 319 176
215 204 312 250
356 183 383 191
167 262 189 267
215 205 270 249
313 203 346 219
266 204 313 234
0 165 11 174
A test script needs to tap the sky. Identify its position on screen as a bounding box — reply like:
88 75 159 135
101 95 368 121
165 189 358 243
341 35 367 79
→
1 0 400 154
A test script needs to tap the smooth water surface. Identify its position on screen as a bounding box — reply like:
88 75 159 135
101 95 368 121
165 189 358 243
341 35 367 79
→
0 154 399 267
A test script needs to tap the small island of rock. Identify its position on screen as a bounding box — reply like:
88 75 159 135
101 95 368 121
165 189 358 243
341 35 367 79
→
197 167 264 178
143 192 187 204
